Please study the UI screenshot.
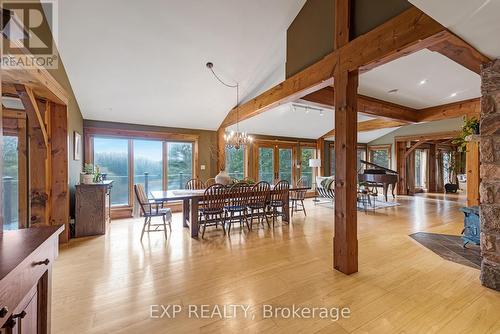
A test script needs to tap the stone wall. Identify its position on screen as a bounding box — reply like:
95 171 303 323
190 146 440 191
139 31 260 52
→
480 59 500 291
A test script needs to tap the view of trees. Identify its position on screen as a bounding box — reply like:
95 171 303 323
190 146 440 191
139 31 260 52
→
370 149 390 169
94 137 193 205
2 136 19 230
258 147 274 183
225 146 244 179
300 148 314 187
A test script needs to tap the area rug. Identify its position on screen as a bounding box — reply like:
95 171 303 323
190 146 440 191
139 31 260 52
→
409 232 481 269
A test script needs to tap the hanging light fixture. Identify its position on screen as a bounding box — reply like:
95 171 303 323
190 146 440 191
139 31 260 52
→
206 62 252 149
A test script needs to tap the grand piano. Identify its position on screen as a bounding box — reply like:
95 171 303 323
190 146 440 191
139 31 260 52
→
358 160 398 201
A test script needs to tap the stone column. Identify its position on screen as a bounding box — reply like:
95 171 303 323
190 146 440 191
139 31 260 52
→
480 59 500 291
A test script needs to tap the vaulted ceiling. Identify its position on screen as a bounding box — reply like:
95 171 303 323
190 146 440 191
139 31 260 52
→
56 0 498 142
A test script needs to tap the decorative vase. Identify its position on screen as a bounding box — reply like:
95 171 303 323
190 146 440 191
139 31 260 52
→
80 173 94 185
215 170 231 185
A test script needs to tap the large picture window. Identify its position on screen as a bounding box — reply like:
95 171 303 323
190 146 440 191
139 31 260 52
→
300 147 316 188
88 130 197 209
133 140 163 194
167 142 193 190
94 137 130 206
330 144 335 176
368 145 391 169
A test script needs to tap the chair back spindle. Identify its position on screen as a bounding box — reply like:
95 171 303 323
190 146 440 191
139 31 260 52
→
186 178 205 190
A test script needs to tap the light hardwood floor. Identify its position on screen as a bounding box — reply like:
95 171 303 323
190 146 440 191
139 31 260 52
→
52 195 500 334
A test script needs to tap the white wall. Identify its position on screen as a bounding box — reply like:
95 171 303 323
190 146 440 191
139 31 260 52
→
367 117 463 170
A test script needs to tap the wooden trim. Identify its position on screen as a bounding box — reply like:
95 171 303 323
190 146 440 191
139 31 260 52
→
84 126 199 142
322 119 405 138
427 31 490 74
418 98 480 122
395 131 460 143
466 141 480 206
301 87 419 123
128 139 134 208
15 85 49 147
2 109 26 119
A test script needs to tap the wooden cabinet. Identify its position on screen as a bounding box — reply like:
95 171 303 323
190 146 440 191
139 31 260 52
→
75 181 113 237
0 226 64 334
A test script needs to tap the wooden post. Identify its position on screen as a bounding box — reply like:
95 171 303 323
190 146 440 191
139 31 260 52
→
217 128 225 173
316 138 325 176
466 141 480 206
333 0 358 275
50 103 70 242
428 143 437 193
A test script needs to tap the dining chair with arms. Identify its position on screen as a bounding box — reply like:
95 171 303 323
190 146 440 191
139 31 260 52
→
291 177 308 216
269 180 290 227
205 178 216 187
247 181 271 230
186 178 205 190
199 184 227 237
224 182 251 233
134 184 172 241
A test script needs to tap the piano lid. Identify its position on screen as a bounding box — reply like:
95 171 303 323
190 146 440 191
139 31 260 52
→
360 160 398 175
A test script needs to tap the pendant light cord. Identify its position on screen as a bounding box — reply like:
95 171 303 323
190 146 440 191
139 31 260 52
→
207 64 240 132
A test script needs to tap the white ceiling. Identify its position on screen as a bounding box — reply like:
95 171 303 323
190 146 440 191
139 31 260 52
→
359 49 481 109
228 103 373 139
55 0 493 143
57 0 306 130
409 0 500 59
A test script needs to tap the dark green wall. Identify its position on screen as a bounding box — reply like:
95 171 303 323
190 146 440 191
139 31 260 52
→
286 0 412 77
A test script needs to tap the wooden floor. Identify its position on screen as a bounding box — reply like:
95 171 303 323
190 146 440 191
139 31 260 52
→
52 195 500 333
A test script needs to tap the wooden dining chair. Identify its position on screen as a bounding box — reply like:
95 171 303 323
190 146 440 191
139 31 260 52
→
205 178 216 187
134 184 172 241
247 181 271 230
225 182 251 233
291 177 308 216
186 178 205 190
269 180 290 227
199 184 227 238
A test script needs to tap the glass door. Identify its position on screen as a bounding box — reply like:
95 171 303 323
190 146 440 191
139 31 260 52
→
256 143 295 184
258 146 275 183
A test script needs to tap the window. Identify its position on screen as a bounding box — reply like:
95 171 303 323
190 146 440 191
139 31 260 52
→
225 146 245 180
258 147 274 184
300 147 316 188
134 140 163 195
2 136 19 230
442 151 452 185
167 142 193 190
357 147 367 173
330 144 335 176
368 145 391 169
94 137 130 206
415 149 428 189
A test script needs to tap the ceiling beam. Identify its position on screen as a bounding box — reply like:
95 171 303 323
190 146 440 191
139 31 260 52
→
218 7 446 130
418 98 480 122
15 84 49 147
300 86 419 123
321 119 405 138
427 31 490 74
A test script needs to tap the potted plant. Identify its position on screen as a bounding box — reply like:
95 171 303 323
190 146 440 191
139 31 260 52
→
80 164 102 184
452 117 479 152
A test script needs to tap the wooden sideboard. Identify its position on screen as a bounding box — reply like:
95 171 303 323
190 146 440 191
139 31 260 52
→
0 225 64 334
75 181 113 237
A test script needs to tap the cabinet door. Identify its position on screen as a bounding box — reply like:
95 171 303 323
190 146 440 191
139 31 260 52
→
19 292 37 334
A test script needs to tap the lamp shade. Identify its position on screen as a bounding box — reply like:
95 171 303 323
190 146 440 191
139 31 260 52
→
309 158 321 168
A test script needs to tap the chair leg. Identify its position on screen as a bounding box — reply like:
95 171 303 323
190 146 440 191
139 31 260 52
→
140 216 148 241
201 216 207 238
162 214 168 240
302 200 307 216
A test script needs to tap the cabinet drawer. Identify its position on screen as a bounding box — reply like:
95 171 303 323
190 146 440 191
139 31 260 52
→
0 237 57 325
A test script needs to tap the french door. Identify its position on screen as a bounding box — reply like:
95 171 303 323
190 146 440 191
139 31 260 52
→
255 143 295 184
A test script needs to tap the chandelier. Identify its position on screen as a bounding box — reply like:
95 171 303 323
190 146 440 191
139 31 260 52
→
206 62 252 149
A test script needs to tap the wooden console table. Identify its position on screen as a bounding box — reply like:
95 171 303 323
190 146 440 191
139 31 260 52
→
0 225 64 333
75 181 113 237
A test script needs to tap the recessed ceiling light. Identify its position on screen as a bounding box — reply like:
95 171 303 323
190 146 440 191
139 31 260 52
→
388 89 398 94
305 107 310 114
319 110 324 116
450 92 458 97
419 79 427 85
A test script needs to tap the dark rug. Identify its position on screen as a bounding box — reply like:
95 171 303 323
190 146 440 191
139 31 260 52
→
409 232 481 269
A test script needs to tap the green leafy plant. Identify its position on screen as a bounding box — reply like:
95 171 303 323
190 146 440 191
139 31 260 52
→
83 163 95 174
452 117 479 152
82 163 102 183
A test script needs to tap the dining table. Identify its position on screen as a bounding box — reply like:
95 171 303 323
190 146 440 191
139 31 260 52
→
151 185 310 238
